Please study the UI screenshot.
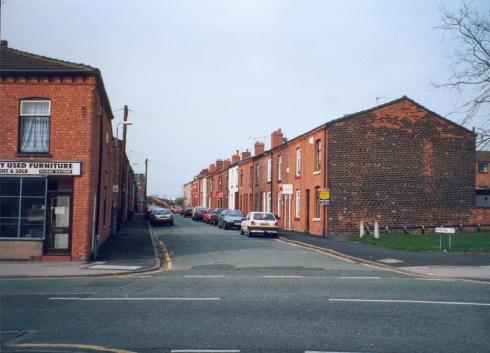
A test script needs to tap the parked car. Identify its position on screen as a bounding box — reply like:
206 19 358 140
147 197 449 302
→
145 204 157 219
209 208 226 226
183 207 193 218
218 210 244 229
149 207 174 226
203 208 214 223
240 212 278 236
192 207 208 221
171 205 183 214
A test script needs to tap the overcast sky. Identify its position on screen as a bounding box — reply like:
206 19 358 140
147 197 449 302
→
3 0 489 197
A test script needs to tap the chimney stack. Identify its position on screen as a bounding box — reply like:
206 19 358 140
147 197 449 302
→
271 129 284 149
241 149 252 160
223 159 231 169
209 164 216 173
231 150 241 164
215 159 224 171
254 141 265 156
0 40 8 48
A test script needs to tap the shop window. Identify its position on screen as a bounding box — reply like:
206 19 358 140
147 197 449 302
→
19 100 51 154
0 177 47 239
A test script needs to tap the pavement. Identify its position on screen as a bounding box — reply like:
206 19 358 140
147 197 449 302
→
279 229 490 280
0 214 160 278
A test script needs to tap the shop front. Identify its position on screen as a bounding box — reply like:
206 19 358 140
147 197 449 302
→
0 161 81 260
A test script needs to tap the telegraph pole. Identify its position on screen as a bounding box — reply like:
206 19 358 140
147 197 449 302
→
118 105 129 228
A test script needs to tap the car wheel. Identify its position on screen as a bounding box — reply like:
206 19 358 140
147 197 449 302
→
246 229 251 237
224 223 228 230
240 228 244 235
170 221 174 226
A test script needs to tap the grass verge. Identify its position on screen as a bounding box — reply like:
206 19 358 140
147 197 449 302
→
347 232 490 252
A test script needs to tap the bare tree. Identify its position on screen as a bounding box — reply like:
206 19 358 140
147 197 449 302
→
435 1 490 149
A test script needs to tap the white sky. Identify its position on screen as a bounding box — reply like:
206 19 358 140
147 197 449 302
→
3 0 489 197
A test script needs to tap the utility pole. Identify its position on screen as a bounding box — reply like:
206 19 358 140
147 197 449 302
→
144 158 148 213
118 105 129 228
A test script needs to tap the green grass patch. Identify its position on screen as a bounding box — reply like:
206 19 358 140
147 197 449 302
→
347 232 490 252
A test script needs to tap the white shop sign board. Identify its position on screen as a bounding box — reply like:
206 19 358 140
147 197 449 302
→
0 161 81 176
435 227 455 234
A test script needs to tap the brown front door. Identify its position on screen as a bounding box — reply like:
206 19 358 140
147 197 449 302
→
44 194 72 254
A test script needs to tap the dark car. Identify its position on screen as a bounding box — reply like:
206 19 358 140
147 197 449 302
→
149 207 174 226
192 207 208 221
209 208 226 226
203 208 214 223
218 210 244 229
183 207 193 218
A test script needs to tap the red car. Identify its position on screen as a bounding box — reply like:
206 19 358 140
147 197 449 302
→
203 208 214 223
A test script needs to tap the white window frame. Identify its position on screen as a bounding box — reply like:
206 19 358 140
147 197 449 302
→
267 192 272 212
19 100 51 154
296 148 301 176
277 155 282 181
295 189 301 218
20 100 51 116
267 158 272 182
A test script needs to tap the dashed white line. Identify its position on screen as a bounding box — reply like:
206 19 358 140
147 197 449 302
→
328 299 490 306
262 275 303 278
171 350 239 353
49 297 220 301
184 275 224 278
339 276 381 279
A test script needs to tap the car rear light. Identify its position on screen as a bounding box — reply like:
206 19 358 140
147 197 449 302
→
251 221 256 225
274 221 278 226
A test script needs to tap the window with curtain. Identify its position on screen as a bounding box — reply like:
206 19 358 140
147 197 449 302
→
20 100 51 153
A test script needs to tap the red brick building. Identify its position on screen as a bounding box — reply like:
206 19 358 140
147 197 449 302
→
186 96 478 236
0 41 134 260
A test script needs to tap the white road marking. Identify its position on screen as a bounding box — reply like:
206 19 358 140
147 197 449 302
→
377 258 404 264
305 351 372 353
171 350 239 353
339 276 381 279
328 299 490 306
414 277 454 282
49 297 220 301
262 275 303 278
184 275 224 278
87 265 142 271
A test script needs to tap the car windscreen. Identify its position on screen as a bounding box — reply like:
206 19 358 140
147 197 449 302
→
227 211 243 217
253 213 275 221
154 209 171 215
198 208 207 212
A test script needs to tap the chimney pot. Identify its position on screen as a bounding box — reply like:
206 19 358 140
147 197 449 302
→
254 141 265 156
271 128 284 149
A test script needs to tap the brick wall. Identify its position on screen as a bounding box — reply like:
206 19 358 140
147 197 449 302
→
327 98 475 235
0 75 106 260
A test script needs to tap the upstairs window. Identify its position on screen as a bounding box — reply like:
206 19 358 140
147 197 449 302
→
295 189 301 218
20 100 51 153
267 158 272 182
277 155 282 181
295 148 301 176
479 162 488 173
315 139 322 171
255 165 260 186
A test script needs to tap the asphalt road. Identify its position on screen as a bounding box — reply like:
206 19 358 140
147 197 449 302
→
1 216 490 353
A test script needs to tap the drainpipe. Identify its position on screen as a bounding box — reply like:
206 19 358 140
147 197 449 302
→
93 93 104 259
322 127 327 237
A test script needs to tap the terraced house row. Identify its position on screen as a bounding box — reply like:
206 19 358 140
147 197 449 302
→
184 96 490 236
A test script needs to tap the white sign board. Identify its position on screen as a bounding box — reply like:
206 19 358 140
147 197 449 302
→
0 161 81 176
435 227 455 234
279 184 293 195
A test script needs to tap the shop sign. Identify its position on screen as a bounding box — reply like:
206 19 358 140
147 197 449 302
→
215 191 223 198
0 161 81 176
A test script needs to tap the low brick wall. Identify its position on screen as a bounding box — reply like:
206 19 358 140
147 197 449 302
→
0 240 43 260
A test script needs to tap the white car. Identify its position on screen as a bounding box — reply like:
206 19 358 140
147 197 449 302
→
240 212 278 237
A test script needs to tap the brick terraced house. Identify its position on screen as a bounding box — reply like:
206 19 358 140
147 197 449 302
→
186 96 482 235
0 41 135 260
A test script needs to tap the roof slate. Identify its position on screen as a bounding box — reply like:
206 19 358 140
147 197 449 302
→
0 41 96 73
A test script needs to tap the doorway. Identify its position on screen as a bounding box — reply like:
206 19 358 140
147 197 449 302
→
44 194 72 254
305 189 310 232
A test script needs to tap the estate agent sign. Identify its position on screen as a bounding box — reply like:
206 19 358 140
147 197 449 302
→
0 161 82 176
